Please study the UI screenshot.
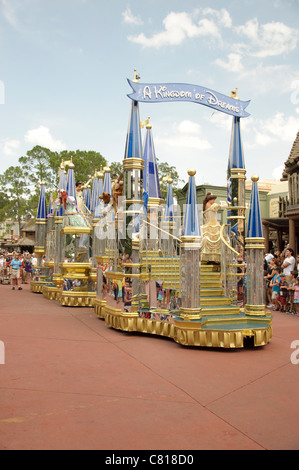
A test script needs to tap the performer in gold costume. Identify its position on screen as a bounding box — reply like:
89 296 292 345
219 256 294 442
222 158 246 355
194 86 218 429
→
201 193 222 264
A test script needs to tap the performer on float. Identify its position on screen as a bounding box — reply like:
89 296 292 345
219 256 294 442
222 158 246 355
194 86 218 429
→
51 190 88 228
75 180 91 214
201 193 225 264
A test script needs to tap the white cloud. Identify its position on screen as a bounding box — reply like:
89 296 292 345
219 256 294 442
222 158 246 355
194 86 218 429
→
24 126 66 151
3 139 20 156
272 165 284 180
254 131 275 147
122 6 143 25
202 7 232 28
245 112 299 150
259 112 299 142
156 119 212 150
128 11 220 48
214 52 244 73
235 18 299 57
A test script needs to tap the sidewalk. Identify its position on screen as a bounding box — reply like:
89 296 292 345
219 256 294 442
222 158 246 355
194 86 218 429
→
0 283 299 450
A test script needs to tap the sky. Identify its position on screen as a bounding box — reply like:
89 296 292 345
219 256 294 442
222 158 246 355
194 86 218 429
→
0 0 298 189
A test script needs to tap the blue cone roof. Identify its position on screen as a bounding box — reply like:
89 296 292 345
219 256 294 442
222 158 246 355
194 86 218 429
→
84 187 91 212
228 116 245 170
58 167 66 191
48 192 53 215
247 178 263 238
143 125 162 199
103 169 112 195
182 171 200 237
66 167 77 201
90 176 98 213
124 100 142 160
37 182 47 219
164 179 174 222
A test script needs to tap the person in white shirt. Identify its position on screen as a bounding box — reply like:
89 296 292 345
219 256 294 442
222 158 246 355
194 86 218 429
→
282 248 296 285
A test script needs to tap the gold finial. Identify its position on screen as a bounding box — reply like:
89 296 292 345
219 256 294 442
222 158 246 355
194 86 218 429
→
251 175 259 182
167 172 173 184
141 117 151 128
40 180 45 186
133 68 140 83
188 169 196 176
64 155 74 169
230 88 239 100
104 162 110 173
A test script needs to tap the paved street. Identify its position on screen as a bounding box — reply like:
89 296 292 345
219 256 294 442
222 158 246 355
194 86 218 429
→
1 283 299 450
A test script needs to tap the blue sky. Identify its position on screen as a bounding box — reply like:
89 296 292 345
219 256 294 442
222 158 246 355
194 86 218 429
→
0 0 298 188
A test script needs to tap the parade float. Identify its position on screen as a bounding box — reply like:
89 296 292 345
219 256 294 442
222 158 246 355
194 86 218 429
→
31 71 272 348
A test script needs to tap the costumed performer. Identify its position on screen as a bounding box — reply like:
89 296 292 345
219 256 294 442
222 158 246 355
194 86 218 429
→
201 192 225 264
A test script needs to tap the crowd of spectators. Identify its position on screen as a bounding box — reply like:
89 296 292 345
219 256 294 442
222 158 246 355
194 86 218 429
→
0 251 38 290
264 244 299 315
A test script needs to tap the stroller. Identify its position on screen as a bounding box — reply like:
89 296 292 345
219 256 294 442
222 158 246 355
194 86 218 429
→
0 266 11 285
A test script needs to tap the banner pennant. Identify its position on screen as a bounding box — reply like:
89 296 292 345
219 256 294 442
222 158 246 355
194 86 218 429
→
127 79 250 118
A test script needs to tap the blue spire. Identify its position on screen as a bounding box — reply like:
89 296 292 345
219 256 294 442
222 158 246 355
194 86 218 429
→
182 170 200 237
98 173 103 199
164 175 174 222
143 124 162 199
103 166 112 195
84 187 91 212
58 164 66 191
94 171 104 214
124 99 142 159
48 192 53 215
37 181 47 219
228 116 245 170
90 175 98 213
66 164 77 201
247 176 263 238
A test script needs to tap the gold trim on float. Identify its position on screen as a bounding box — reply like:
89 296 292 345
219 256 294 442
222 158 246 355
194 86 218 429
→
30 281 47 293
59 262 91 271
94 298 107 318
61 227 92 234
105 271 125 280
123 158 144 170
147 197 164 206
95 256 110 263
245 304 267 316
42 286 61 301
59 291 96 307
100 306 273 348
35 220 47 225
123 199 144 205
179 307 202 322
44 261 54 269
34 246 45 254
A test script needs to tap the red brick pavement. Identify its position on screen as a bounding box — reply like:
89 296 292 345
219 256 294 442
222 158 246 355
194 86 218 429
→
0 283 299 450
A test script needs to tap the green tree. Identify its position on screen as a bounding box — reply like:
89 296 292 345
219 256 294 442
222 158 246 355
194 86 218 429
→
18 146 59 190
0 166 30 233
156 158 184 200
58 150 106 185
110 161 123 179
0 189 10 222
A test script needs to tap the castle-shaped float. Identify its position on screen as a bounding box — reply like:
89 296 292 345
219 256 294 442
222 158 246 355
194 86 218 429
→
31 72 272 349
